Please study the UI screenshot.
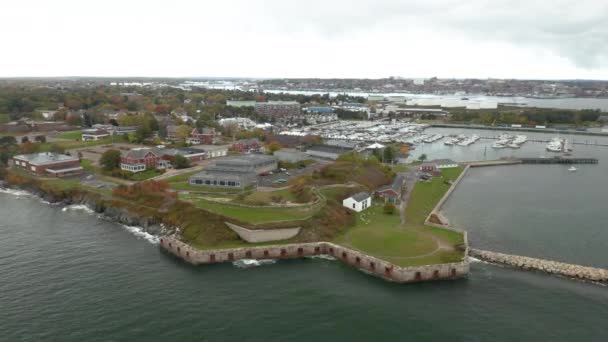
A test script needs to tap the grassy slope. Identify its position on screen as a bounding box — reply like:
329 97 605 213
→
55 131 82 140
179 193 317 224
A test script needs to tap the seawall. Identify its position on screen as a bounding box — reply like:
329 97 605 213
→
470 249 608 283
160 236 469 284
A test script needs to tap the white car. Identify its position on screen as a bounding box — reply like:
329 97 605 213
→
279 168 287 172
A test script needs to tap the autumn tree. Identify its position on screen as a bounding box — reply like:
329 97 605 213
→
100 149 121 171
176 125 192 142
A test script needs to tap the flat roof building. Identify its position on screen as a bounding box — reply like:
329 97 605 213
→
255 101 301 118
13 152 83 178
189 154 278 189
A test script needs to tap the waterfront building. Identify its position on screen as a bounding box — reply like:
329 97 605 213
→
120 148 164 173
189 154 278 189
12 152 83 178
342 192 372 212
419 159 459 173
304 107 335 113
254 101 301 118
81 128 110 141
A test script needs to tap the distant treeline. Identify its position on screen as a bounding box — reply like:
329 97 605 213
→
449 108 603 126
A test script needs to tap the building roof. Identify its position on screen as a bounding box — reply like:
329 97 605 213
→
13 152 78 165
366 143 386 149
217 154 276 166
82 128 109 135
122 148 161 159
235 138 260 145
350 192 371 202
307 144 354 155
377 175 405 194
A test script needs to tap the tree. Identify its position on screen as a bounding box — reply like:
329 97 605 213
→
383 146 395 163
175 125 192 142
0 136 17 145
20 142 40 154
49 143 65 154
267 141 282 154
173 154 191 169
383 201 396 215
100 149 121 171
21 136 29 143
34 135 46 143
418 154 427 162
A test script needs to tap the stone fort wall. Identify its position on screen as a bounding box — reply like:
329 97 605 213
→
160 236 469 284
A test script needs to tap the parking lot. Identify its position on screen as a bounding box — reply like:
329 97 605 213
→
257 158 329 187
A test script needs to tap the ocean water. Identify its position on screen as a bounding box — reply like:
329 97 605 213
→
1 191 608 341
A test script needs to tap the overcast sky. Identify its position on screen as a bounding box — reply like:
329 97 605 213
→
2 0 608 79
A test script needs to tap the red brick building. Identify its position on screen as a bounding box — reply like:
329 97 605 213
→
12 152 83 178
232 138 261 153
120 148 162 173
188 127 217 145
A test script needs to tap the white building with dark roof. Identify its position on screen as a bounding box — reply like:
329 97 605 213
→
343 192 372 212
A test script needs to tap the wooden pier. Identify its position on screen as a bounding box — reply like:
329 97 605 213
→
519 157 598 164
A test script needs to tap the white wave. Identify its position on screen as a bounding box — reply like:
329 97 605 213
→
121 224 160 245
0 187 33 197
306 255 337 261
232 259 277 268
468 256 482 263
61 204 95 214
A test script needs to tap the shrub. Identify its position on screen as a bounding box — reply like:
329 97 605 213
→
383 202 396 215
100 149 121 171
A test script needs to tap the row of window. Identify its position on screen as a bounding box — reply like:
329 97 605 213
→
121 163 146 172
192 179 242 187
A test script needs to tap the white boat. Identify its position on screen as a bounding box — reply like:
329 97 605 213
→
568 166 577 172
546 137 563 152
507 143 521 149
492 142 506 149
444 139 455 146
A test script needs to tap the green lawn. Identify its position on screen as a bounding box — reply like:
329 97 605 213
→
39 136 113 151
391 164 409 172
406 167 463 223
332 167 466 267
55 131 82 140
237 188 299 205
163 170 201 183
0 113 10 123
179 194 317 223
80 159 99 173
129 169 163 181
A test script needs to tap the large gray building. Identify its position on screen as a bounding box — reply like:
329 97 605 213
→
274 148 309 163
189 154 278 189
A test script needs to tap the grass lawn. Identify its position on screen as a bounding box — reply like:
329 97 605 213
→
163 170 201 183
332 167 466 267
55 131 82 140
0 113 10 123
129 169 163 181
179 194 317 223
80 159 99 173
391 164 409 172
236 188 299 204
39 137 113 151
405 167 463 223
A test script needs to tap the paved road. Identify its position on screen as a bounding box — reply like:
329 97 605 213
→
399 167 420 224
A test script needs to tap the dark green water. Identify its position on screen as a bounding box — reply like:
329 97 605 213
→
1 191 608 341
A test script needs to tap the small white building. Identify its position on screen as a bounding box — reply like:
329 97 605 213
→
342 192 372 212
81 129 110 141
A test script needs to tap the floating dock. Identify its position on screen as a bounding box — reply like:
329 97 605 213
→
520 157 598 164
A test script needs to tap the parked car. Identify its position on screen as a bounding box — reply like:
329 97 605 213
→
273 178 288 184
279 168 287 172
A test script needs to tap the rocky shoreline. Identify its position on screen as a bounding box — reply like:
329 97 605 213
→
0 180 170 236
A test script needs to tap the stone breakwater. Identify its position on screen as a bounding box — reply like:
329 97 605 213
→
160 236 469 284
470 249 608 283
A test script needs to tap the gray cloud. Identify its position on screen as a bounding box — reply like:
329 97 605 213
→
254 0 608 69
